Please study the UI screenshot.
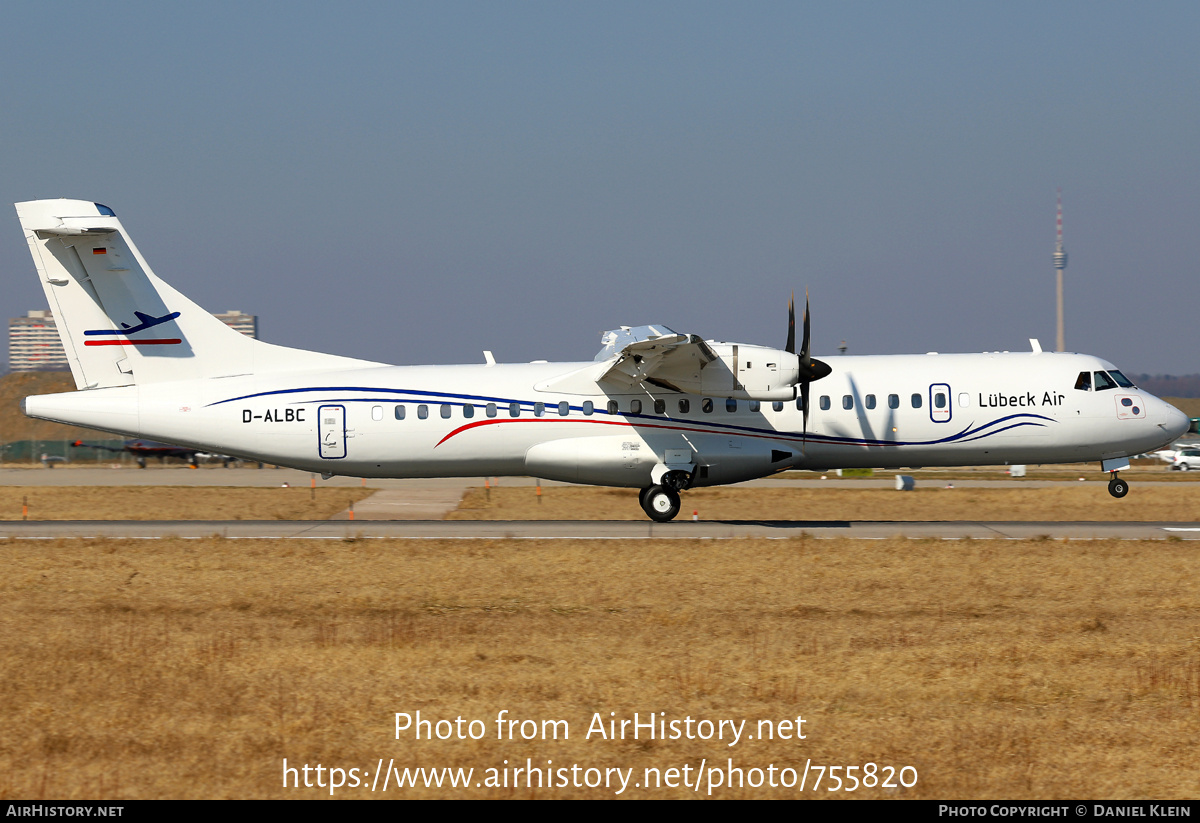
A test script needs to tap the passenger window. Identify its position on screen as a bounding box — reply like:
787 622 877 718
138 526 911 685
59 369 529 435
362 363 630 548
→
534 402 545 417
678 399 690 414
702 398 714 413
394 405 406 420
440 404 452 418
934 393 946 409
558 401 570 416
582 401 593 415
418 404 429 419
819 396 830 411
486 403 497 418
865 394 876 410
726 398 737 412
911 394 922 409
1094 371 1118 391
630 399 642 414
842 395 853 410
1074 371 1092 391
772 401 783 412
509 403 521 417
607 400 619 415
958 393 969 408
463 405 474 419
888 394 899 409
654 399 665 415
371 405 383 421
749 400 760 412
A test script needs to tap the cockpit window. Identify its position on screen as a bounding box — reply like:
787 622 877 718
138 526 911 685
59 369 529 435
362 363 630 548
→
1109 370 1136 388
1093 371 1118 391
1074 371 1091 391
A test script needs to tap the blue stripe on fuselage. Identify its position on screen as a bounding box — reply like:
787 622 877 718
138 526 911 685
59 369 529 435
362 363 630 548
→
213 386 1056 449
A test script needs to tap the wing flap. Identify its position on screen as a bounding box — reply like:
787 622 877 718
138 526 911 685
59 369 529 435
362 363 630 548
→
595 325 718 390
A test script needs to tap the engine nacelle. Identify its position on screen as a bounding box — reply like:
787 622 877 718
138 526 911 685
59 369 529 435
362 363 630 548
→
669 343 801 401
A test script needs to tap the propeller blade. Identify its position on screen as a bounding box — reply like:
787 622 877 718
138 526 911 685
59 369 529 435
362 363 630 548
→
785 293 796 355
793 290 831 382
801 381 810 435
800 292 812 367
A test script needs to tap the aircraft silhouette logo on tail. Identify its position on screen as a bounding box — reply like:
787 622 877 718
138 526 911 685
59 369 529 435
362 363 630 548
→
83 311 181 346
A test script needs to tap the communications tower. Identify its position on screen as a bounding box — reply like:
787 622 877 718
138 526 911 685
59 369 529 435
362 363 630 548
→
1053 189 1068 352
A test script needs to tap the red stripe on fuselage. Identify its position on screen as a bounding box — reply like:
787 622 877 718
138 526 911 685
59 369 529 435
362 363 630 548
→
434 416 803 447
435 417 632 446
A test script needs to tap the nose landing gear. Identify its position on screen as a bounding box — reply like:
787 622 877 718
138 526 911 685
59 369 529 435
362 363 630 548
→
638 470 692 522
1107 472 1129 498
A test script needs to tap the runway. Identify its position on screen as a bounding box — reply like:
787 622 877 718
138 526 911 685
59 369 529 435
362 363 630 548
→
1 519 1197 539
2 466 1196 539
0 466 1185 490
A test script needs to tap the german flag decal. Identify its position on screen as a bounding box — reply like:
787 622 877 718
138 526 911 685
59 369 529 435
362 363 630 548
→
92 248 106 255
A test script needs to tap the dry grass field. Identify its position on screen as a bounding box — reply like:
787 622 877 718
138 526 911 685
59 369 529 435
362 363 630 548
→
0 487 373 521
450 484 1200 522
1 535 1198 799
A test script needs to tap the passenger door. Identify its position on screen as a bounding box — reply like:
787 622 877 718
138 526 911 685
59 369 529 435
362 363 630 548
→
318 404 347 459
929 383 952 423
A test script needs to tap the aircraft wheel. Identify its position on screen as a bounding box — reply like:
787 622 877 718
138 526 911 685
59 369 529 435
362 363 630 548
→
1108 477 1129 498
638 486 654 510
641 485 681 522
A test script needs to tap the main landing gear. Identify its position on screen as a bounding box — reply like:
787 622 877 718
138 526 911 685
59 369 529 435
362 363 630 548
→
1107 472 1129 499
638 469 692 522
639 486 681 522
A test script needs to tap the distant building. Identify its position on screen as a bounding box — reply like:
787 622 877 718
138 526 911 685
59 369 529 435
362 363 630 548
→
212 310 259 339
8 309 259 372
8 311 69 372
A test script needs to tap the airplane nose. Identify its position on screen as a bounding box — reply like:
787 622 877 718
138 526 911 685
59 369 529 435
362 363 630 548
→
1163 403 1190 440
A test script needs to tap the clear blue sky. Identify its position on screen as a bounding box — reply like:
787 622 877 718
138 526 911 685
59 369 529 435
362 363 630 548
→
2 1 1197 373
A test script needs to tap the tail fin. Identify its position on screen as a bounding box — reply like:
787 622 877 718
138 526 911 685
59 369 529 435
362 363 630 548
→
16 199 378 390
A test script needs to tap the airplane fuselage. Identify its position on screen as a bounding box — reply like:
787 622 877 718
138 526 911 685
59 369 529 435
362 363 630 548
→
25 350 1185 487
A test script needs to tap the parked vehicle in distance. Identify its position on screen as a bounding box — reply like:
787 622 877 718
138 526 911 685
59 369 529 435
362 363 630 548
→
1171 448 1200 471
1153 441 1198 463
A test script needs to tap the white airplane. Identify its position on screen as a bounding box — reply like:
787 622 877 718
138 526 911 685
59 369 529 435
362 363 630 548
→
16 199 1190 521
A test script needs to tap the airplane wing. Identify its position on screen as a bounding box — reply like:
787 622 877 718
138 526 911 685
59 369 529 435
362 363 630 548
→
593 325 719 392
